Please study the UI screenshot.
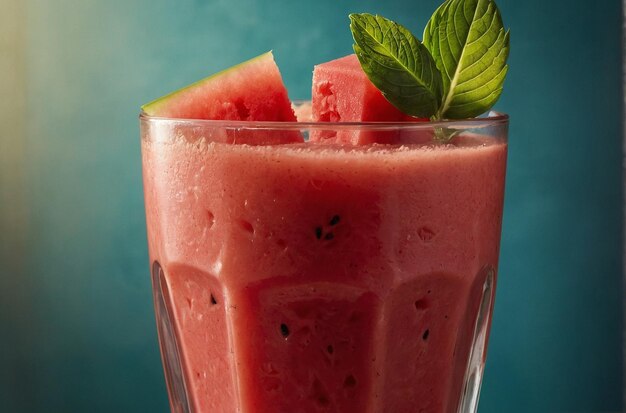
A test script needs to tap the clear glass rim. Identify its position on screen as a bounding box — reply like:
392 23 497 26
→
139 110 508 131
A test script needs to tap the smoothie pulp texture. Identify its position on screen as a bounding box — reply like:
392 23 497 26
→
141 129 507 413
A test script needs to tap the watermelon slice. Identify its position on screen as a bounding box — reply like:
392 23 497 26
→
311 54 428 145
142 52 303 145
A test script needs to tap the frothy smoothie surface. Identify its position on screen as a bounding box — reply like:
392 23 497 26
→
142 135 507 413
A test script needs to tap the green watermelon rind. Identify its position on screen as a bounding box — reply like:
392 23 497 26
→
141 51 274 116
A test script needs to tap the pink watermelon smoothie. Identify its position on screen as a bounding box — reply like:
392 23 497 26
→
142 132 507 413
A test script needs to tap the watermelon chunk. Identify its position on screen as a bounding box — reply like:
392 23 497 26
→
311 54 429 145
142 52 303 145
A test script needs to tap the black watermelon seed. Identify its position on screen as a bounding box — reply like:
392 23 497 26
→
327 345 334 354
329 215 341 226
210 294 217 305
315 227 323 239
280 323 290 338
324 232 335 240
422 329 430 340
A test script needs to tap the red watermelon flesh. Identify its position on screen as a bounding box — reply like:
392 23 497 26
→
311 54 428 145
142 52 303 145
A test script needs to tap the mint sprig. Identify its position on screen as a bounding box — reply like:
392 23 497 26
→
424 0 510 119
350 0 510 120
349 14 443 119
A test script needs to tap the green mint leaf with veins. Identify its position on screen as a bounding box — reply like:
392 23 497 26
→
424 0 510 119
349 13 443 119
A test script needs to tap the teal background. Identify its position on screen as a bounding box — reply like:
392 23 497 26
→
0 0 623 412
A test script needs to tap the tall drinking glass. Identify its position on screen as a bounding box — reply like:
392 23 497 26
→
140 112 508 413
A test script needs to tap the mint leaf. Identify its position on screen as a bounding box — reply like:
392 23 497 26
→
424 0 510 119
349 13 443 119
423 1 449 68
